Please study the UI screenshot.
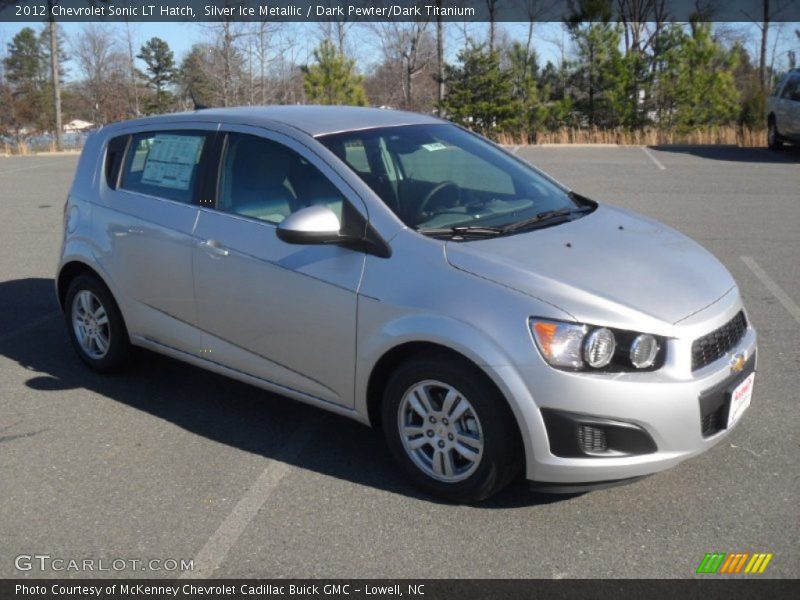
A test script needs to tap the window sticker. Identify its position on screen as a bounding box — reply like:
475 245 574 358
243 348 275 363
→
421 142 447 152
141 134 204 190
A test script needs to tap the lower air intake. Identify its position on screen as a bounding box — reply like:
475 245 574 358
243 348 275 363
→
578 425 608 453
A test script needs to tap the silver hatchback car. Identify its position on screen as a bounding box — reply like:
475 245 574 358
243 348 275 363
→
58 106 757 502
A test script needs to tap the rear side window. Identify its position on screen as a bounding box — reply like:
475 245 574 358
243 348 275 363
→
120 131 207 203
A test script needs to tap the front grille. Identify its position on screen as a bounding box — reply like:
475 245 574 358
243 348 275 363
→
701 405 726 437
692 311 747 371
577 425 607 453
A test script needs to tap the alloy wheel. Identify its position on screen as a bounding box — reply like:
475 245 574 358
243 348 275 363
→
71 290 111 359
397 380 484 482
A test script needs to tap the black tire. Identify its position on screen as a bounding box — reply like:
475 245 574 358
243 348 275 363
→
382 351 522 503
768 118 783 150
64 274 131 373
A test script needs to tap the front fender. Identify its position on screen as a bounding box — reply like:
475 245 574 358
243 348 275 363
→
354 306 540 473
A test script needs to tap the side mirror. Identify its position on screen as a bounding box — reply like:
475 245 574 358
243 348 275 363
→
276 205 344 245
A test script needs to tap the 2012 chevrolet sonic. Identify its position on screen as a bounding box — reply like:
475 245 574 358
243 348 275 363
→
57 106 757 502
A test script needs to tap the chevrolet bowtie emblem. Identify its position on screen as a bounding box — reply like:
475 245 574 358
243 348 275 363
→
730 352 746 373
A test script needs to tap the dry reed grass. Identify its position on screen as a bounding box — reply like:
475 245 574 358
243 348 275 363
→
497 126 767 147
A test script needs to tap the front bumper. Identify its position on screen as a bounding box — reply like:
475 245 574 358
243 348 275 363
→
502 323 757 486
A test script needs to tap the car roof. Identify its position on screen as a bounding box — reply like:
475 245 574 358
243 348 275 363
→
103 105 445 138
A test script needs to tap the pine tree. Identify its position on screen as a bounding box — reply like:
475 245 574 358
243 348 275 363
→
506 41 542 141
137 37 176 114
440 44 518 137
673 24 740 132
302 40 367 106
568 22 625 128
179 45 215 108
4 27 46 86
3 27 49 132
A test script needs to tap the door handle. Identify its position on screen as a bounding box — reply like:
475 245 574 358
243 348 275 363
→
198 239 230 257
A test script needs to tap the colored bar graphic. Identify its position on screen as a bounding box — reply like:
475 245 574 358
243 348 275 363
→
719 553 750 574
744 553 774 574
700 552 774 574
697 552 726 574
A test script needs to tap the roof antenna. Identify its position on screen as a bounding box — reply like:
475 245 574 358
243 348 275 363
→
190 90 210 111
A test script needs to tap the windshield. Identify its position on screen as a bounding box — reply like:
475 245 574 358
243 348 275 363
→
318 123 585 234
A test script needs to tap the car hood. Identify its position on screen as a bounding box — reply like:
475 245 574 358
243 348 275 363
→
445 204 736 328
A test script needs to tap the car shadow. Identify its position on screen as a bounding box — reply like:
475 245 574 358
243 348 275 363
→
0 277 577 509
650 144 800 164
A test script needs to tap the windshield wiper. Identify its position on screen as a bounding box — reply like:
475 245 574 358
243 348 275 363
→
419 225 505 239
501 206 593 234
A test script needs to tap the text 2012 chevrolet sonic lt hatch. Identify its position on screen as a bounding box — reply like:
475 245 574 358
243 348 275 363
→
57 106 757 502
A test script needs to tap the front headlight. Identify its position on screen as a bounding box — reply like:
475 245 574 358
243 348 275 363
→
530 318 665 371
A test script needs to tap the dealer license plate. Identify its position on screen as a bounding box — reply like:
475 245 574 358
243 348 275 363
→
727 372 755 428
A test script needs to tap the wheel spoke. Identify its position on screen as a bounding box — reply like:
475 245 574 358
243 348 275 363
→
78 291 92 315
441 388 459 417
93 305 107 325
442 450 456 476
432 450 445 476
94 333 109 354
401 425 426 438
406 436 430 450
454 439 481 461
409 386 432 417
449 398 470 422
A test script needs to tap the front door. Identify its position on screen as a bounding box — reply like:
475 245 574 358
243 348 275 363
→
191 127 367 407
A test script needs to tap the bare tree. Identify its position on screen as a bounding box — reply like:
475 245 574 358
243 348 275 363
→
72 24 128 124
317 2 356 55
742 0 792 91
522 1 559 79
200 18 248 106
371 21 436 110
123 21 140 116
486 0 501 52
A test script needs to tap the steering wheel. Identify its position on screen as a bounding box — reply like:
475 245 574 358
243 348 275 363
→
415 181 461 225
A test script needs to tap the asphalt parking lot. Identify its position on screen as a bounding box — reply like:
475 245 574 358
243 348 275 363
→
0 146 798 579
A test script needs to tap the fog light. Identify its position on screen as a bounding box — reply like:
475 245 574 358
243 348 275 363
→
583 327 615 368
630 334 659 369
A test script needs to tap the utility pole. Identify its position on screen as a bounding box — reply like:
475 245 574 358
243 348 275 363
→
48 3 62 151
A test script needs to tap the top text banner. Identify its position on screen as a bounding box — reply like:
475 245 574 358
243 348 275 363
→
2 0 800 23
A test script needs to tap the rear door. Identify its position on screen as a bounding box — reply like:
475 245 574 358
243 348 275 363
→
98 124 216 352
191 125 367 407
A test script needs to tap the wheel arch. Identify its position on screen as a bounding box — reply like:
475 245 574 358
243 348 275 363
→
57 259 116 311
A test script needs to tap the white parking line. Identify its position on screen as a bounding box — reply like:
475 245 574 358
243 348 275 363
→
641 147 666 170
182 418 320 578
0 161 59 175
510 145 521 155
741 256 800 325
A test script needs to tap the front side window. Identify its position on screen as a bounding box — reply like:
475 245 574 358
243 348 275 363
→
217 133 347 224
121 131 207 203
319 124 584 235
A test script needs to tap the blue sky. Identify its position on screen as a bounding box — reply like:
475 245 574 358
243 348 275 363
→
1 20 798 83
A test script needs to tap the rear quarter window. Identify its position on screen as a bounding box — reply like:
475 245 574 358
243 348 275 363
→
105 135 129 189
120 131 208 203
